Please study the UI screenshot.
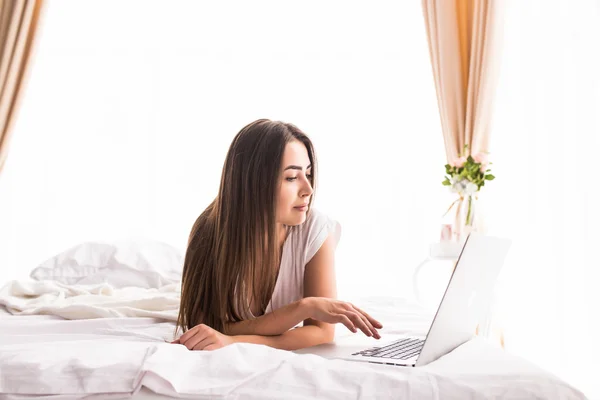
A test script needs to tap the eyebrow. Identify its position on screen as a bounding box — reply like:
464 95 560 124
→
284 164 312 171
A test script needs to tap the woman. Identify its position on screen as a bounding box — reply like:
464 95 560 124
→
173 119 382 351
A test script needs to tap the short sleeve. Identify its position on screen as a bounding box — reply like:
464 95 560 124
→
265 208 341 315
303 208 342 265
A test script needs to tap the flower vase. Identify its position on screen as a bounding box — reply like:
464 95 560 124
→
449 194 479 243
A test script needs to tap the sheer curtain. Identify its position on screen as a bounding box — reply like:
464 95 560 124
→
421 0 503 161
488 0 599 397
0 0 445 300
0 0 45 174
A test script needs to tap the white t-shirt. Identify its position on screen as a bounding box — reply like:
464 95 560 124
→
246 208 341 319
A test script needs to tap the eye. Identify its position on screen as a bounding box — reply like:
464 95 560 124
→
285 172 312 182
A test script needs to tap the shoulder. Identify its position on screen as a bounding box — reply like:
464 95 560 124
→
298 208 342 264
299 207 339 234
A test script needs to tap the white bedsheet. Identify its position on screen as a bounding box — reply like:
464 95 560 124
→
0 279 179 321
0 281 588 400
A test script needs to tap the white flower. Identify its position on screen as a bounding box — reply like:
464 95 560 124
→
465 182 478 194
451 181 463 193
449 178 478 196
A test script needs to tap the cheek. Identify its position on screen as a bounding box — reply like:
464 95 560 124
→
278 184 294 208
276 185 289 213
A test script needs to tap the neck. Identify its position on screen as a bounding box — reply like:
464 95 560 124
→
277 223 288 250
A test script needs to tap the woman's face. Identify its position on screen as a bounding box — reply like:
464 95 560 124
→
276 140 313 226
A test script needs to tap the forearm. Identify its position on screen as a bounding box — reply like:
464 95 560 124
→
224 298 311 336
232 324 334 351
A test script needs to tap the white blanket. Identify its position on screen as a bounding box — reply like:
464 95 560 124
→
0 280 588 400
0 279 180 321
0 319 585 400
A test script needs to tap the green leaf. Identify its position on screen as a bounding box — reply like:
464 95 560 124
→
485 174 495 180
442 178 451 186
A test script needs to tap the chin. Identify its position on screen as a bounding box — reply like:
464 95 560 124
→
283 212 307 226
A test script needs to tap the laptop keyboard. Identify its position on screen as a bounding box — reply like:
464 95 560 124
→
352 338 425 360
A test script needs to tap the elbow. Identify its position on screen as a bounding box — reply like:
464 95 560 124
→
288 325 334 351
297 322 335 349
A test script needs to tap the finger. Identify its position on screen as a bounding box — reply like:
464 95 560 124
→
180 323 206 344
358 311 381 339
345 311 372 337
203 343 221 351
192 335 215 351
170 339 180 344
185 331 209 351
337 314 357 333
360 314 381 339
351 304 383 328
353 305 383 329
351 306 381 339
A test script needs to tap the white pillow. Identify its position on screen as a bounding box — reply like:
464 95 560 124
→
29 239 184 289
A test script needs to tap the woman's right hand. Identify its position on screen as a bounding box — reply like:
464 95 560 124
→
303 297 383 339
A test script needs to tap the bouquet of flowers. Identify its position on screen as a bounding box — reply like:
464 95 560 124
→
442 144 495 230
442 144 495 195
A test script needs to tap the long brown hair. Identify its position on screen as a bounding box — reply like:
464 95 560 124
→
176 119 317 334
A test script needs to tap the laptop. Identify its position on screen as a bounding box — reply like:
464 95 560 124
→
294 232 511 367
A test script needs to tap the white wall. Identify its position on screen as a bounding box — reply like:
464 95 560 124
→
0 0 447 300
487 0 600 396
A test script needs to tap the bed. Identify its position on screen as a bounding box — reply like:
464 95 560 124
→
0 241 587 399
0 289 586 400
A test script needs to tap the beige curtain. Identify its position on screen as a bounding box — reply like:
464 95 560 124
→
423 1 504 345
421 0 503 162
0 0 44 175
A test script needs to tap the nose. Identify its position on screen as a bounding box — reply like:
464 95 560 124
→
300 177 313 198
